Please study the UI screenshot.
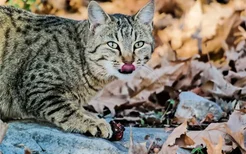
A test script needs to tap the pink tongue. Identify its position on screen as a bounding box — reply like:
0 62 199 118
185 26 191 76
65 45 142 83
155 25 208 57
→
121 64 135 72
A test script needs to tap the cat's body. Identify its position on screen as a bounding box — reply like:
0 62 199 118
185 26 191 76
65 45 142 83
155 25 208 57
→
0 1 154 138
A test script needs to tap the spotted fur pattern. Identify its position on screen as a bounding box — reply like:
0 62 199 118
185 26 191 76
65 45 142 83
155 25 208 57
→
0 1 154 138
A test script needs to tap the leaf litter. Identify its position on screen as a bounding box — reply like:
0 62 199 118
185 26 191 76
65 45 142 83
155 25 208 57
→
2 0 246 153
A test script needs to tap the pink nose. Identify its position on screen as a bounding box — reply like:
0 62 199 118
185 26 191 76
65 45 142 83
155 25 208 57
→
121 64 135 73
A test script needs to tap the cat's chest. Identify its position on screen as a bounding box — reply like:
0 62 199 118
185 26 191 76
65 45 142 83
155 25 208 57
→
71 80 102 104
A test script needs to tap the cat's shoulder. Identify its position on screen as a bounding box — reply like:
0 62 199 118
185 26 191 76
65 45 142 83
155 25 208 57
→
0 5 79 25
0 5 32 16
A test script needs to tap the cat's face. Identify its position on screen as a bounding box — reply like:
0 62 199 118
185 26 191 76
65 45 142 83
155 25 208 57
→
86 1 154 81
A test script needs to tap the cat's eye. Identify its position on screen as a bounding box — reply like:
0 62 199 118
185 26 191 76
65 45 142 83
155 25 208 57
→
134 41 144 49
107 41 118 49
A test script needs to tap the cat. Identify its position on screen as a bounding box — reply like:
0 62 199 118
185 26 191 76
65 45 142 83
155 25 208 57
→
0 0 154 138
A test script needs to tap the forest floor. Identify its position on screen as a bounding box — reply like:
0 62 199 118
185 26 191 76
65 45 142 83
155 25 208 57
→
1 0 246 154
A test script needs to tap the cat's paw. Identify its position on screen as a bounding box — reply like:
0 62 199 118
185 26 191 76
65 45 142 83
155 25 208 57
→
87 119 113 139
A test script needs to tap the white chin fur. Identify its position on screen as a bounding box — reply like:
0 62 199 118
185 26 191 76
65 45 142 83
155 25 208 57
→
104 62 135 81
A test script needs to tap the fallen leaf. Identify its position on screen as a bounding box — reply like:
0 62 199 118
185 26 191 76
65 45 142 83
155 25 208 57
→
203 136 223 154
0 120 7 144
200 113 215 124
24 148 32 154
201 65 242 98
158 0 246 58
226 111 246 153
159 120 195 154
227 111 246 132
225 125 246 153
128 126 148 154
187 123 233 152
158 145 178 154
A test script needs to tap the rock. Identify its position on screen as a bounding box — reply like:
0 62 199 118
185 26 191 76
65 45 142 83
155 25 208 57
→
0 122 123 154
0 122 190 154
175 91 224 121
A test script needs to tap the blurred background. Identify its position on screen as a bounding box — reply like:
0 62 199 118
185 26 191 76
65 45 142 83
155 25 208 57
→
0 0 245 60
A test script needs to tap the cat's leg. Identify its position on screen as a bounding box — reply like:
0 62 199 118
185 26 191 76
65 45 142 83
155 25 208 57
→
49 104 113 138
25 85 112 138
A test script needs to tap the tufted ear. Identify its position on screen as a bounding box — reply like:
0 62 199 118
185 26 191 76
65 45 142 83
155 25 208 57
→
134 0 155 25
87 1 111 31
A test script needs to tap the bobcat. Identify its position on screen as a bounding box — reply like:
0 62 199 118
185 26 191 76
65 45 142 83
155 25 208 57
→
0 0 154 138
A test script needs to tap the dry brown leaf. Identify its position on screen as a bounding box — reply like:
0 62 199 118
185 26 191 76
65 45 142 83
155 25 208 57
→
171 60 206 90
201 12 241 55
0 119 8 144
227 111 246 132
99 0 149 15
49 0 67 10
187 123 233 152
200 113 215 124
0 0 6 5
188 117 200 126
158 145 178 154
175 0 195 15
159 120 195 154
128 126 148 154
155 0 181 15
225 125 246 153
24 148 32 154
236 108 246 114
234 26 246 44
235 101 246 114
226 111 246 153
201 65 242 98
153 13 176 29
157 0 246 58
203 136 223 154
224 71 246 87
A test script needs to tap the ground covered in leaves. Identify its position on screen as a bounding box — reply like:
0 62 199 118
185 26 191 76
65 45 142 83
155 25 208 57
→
1 0 246 154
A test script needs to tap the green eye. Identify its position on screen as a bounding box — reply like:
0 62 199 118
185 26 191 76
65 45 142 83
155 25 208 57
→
107 41 118 49
134 41 144 49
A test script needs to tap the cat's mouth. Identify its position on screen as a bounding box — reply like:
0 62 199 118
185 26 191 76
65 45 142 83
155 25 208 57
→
118 69 134 74
118 64 135 74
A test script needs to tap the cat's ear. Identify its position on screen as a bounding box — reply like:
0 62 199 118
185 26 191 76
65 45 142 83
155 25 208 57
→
134 0 155 25
88 1 111 31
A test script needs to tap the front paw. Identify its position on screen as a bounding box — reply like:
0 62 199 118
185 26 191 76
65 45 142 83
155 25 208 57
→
87 119 113 139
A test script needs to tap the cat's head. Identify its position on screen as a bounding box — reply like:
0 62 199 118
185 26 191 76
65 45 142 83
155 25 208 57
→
86 0 154 81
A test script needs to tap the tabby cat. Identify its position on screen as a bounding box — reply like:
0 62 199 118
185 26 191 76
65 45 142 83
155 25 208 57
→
0 0 154 138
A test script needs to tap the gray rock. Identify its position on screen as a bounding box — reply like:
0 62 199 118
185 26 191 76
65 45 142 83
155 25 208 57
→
0 122 123 154
175 91 224 121
0 122 190 154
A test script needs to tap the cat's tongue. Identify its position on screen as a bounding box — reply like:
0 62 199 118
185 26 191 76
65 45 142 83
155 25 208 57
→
121 64 135 73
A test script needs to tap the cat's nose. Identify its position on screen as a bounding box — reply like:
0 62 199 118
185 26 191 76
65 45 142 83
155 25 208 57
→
122 56 134 64
123 61 133 64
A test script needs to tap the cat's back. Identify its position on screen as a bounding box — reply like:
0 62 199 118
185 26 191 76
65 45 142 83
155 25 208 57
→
0 6 79 66
0 5 34 26
0 5 76 29
0 6 34 66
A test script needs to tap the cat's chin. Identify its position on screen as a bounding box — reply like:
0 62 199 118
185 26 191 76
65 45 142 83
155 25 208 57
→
115 72 135 81
108 69 135 81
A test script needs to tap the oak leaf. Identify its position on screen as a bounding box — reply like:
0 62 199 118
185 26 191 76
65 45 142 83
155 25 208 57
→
159 121 195 154
187 123 233 152
203 136 223 154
